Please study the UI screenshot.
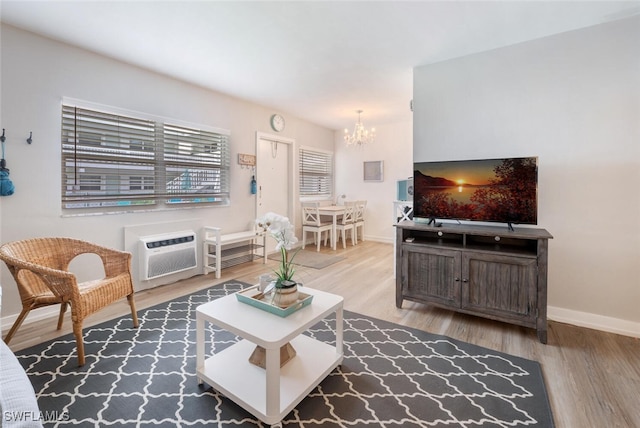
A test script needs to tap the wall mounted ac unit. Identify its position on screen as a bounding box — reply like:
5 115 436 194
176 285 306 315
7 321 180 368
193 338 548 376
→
139 230 197 281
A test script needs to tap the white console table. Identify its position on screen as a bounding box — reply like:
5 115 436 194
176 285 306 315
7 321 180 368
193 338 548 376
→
393 200 413 277
393 200 413 223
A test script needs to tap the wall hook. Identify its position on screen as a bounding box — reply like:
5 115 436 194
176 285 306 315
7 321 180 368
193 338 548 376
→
26 131 33 144
0 129 5 143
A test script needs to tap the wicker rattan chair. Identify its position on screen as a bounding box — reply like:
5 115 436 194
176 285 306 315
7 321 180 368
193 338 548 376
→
0 237 139 366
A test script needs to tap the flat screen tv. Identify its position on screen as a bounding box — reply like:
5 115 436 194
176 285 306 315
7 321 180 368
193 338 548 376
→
413 156 538 229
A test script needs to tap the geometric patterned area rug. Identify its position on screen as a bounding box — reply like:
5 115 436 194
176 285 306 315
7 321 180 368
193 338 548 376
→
15 280 554 427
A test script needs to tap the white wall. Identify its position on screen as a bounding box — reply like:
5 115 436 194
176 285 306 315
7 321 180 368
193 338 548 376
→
334 118 413 243
413 16 640 335
0 24 334 318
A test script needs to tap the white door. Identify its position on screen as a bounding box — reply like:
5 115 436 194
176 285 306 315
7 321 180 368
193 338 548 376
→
256 133 295 254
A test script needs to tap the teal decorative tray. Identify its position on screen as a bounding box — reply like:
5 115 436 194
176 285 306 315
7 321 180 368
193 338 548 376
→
236 286 313 317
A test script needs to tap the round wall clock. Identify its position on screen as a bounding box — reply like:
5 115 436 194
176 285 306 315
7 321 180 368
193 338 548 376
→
270 114 285 132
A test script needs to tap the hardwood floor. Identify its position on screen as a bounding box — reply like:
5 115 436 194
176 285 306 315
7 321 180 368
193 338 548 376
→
4 240 640 427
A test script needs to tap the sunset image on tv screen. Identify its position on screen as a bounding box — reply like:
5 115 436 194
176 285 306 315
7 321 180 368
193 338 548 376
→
413 157 538 224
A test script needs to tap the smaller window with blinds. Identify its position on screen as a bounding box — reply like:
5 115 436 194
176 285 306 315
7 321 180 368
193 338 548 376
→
299 147 333 198
61 103 230 211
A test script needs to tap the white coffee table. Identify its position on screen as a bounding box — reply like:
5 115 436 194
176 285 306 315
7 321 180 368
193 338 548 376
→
196 286 344 426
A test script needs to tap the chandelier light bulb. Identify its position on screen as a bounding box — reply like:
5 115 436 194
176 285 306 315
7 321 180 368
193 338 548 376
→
344 110 375 147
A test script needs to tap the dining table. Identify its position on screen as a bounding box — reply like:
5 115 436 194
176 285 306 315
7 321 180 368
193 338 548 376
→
317 205 346 250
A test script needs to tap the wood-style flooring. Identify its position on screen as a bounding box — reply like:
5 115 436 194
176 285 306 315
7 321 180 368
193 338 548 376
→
4 240 639 427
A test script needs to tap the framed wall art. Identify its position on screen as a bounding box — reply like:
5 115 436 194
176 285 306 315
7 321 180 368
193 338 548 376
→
363 161 384 182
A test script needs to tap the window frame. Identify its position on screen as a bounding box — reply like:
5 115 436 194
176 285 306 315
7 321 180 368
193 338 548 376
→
61 99 230 213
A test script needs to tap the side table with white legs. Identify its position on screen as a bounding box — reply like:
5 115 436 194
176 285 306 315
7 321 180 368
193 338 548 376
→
317 205 346 250
196 286 344 426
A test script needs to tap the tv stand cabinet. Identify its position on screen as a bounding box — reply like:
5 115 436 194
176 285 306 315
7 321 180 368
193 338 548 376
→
395 221 552 343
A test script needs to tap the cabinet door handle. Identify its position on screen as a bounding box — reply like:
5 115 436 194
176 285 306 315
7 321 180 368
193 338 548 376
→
454 277 460 282
462 278 468 283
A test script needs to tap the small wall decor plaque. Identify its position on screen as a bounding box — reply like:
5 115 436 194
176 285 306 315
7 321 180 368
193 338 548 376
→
238 153 256 167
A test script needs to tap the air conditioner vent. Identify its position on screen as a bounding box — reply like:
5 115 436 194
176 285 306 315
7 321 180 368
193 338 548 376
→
139 231 197 281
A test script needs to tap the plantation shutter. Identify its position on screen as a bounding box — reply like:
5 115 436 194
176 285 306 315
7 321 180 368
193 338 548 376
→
61 105 157 208
299 148 333 197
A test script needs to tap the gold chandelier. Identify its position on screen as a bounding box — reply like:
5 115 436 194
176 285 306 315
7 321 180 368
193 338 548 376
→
344 110 375 147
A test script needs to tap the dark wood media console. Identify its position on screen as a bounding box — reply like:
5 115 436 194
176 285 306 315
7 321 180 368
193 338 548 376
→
395 221 553 343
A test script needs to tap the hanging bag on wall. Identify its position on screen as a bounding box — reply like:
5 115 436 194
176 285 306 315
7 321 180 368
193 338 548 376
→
0 139 15 196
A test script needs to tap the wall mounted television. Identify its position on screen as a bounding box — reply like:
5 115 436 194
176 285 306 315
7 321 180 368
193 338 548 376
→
413 156 538 230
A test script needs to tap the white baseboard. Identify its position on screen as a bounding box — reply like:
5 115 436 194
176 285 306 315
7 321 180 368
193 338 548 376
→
1 306 60 334
365 235 394 244
548 306 640 338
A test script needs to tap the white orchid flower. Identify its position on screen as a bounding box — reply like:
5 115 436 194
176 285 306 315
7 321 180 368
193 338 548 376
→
256 212 300 284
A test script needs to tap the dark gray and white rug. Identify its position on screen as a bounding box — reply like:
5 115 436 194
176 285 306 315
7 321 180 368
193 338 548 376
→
16 280 554 427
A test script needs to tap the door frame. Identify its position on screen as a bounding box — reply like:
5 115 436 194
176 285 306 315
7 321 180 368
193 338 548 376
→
255 131 296 225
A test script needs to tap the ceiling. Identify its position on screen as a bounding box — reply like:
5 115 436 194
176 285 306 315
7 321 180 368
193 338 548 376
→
1 1 638 130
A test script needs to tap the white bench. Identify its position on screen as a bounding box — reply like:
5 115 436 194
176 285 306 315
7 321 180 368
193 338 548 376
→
202 227 267 278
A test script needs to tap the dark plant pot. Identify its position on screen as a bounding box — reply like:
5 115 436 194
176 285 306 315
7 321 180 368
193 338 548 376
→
277 279 297 289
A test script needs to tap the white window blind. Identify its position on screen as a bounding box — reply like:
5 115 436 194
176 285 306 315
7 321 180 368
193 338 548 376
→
162 123 230 204
299 148 333 197
61 104 230 210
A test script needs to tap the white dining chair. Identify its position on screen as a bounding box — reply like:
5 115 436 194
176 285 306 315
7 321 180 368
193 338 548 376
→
354 200 367 243
335 201 356 248
301 202 332 251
